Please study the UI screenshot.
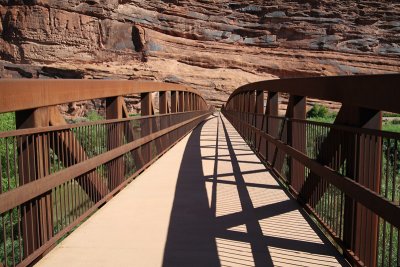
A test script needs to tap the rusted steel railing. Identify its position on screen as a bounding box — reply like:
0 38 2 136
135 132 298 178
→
222 74 400 267
0 80 213 267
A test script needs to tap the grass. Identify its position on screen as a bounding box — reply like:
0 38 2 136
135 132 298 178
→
308 117 400 133
383 112 400 118
383 120 400 133
307 104 400 133
308 116 335 123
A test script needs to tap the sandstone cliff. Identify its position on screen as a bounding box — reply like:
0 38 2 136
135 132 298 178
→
0 0 399 109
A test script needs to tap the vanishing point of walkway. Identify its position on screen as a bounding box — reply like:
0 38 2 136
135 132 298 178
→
36 113 347 267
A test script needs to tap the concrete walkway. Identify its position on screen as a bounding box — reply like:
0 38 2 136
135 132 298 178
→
36 113 348 267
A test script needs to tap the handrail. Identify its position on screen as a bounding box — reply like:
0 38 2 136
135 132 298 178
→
227 74 400 113
0 79 207 113
222 74 400 267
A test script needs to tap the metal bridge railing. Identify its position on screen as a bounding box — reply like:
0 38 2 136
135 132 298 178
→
0 80 213 267
222 74 400 267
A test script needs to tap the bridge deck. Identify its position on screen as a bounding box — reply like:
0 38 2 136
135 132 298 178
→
36 113 347 267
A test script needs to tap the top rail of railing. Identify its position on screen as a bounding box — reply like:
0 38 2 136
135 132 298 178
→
0 79 208 113
227 74 400 114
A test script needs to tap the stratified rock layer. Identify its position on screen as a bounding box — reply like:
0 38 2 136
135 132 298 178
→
1 0 399 107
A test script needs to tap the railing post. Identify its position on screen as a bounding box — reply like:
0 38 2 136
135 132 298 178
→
249 91 256 145
340 106 381 267
141 92 153 164
106 96 125 188
171 91 178 113
106 96 124 119
179 92 184 112
255 90 265 158
188 93 191 111
159 91 168 114
244 92 249 140
240 93 245 134
185 92 190 112
159 91 168 150
286 95 306 191
266 92 279 165
16 108 53 258
191 93 194 111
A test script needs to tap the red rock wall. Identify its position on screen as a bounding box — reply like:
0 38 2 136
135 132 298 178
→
0 0 399 107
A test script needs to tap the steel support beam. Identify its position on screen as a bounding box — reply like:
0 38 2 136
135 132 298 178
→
171 91 178 113
179 92 184 113
16 107 53 258
287 96 306 191
141 93 153 164
106 96 125 189
266 92 279 164
255 91 264 155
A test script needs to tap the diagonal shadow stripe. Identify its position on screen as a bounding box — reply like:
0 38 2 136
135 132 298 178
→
203 158 264 165
205 178 282 190
215 199 296 230
202 153 256 159
216 229 337 257
219 114 274 266
202 169 267 179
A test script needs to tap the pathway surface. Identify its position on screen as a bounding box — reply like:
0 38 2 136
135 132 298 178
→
36 113 348 267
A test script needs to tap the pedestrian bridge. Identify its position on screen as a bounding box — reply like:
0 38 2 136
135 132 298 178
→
0 75 399 267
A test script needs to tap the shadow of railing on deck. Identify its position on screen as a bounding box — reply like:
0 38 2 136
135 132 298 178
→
162 114 348 267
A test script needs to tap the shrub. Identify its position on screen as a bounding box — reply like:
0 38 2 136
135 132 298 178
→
86 110 103 122
307 104 330 118
0 112 15 132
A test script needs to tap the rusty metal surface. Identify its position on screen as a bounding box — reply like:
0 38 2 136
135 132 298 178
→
0 79 212 267
222 74 400 267
0 80 207 113
0 112 210 215
229 74 400 114
0 110 212 267
224 112 400 228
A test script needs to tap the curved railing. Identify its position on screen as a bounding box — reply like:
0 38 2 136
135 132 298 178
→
0 80 213 266
222 74 400 267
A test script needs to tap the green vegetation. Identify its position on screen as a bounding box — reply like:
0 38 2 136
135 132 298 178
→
86 110 104 121
307 104 336 123
0 113 20 265
69 110 104 124
0 109 145 265
383 112 400 118
303 104 399 265
307 104 330 118
306 104 400 133
383 119 400 133
0 112 15 132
